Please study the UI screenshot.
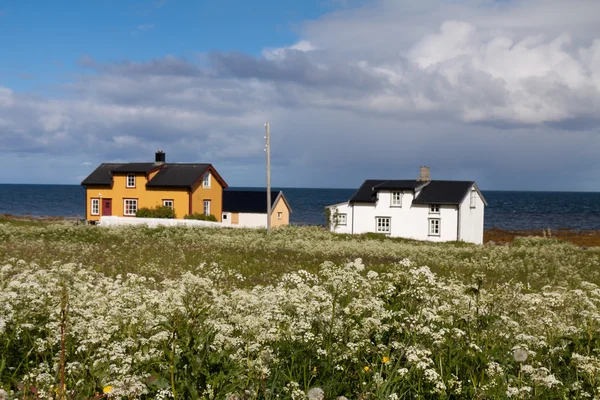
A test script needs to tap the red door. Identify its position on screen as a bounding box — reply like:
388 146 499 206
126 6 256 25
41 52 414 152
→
102 199 112 216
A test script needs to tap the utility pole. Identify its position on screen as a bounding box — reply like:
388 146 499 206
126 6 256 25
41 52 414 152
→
265 122 271 232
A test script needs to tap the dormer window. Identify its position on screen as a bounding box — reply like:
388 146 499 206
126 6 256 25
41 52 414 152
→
429 204 440 213
126 174 136 188
203 172 211 188
391 191 402 207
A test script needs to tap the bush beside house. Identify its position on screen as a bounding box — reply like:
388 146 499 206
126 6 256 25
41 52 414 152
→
135 205 175 219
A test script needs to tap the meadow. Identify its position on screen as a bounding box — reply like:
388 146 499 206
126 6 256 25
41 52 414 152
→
1 219 600 399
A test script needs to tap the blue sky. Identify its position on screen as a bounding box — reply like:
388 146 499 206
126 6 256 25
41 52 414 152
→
1 0 599 190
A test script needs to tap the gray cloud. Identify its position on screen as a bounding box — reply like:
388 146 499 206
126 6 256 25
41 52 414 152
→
0 0 599 190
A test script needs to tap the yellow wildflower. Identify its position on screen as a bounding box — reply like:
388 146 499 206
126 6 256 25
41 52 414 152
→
364 366 370 372
382 356 390 364
103 386 113 394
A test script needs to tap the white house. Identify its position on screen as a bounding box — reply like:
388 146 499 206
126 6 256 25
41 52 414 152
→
326 167 487 244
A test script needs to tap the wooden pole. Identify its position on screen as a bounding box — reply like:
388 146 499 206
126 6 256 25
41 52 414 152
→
265 122 271 232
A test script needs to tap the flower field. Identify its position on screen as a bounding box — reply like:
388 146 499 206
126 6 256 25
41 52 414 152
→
1 220 600 399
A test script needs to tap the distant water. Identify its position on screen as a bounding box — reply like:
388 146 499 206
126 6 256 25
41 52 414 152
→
0 184 599 231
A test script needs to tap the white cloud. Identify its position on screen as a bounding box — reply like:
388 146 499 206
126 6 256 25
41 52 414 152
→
0 0 599 189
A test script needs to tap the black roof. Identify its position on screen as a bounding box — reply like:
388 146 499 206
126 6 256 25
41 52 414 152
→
349 180 387 203
81 163 124 186
146 164 210 188
349 179 476 205
111 163 159 173
412 180 475 205
223 190 282 213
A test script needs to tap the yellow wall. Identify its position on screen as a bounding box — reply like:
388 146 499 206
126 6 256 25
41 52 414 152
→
85 173 190 220
191 172 224 222
270 197 290 228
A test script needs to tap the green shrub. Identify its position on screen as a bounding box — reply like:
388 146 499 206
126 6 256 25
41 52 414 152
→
135 205 175 219
184 212 217 222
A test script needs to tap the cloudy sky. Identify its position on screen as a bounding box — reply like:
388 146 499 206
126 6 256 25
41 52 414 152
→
0 0 599 190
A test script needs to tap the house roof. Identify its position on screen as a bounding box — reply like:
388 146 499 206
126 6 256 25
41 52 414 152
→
111 163 160 173
349 179 481 206
80 163 124 186
223 190 290 214
412 180 475 205
81 162 228 189
145 164 211 188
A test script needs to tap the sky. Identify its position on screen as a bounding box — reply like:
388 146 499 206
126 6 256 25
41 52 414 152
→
0 0 599 191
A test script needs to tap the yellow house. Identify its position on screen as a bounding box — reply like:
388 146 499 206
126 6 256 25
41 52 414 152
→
81 151 228 223
221 190 292 228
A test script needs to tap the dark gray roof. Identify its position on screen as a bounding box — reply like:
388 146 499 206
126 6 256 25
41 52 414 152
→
349 179 476 205
223 190 281 213
412 180 475 205
349 180 387 203
145 164 210 188
81 163 124 186
111 163 159 173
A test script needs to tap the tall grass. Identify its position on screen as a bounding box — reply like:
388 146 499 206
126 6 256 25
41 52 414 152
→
0 221 599 399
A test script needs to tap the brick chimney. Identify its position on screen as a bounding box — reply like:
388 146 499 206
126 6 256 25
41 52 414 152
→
417 166 430 181
155 150 166 165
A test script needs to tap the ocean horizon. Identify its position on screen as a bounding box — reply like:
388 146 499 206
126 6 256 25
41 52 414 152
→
1 183 599 231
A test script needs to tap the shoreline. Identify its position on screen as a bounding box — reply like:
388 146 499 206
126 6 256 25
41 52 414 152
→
2 213 599 246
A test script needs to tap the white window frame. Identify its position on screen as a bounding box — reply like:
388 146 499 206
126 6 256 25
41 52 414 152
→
470 191 477 208
429 218 441 236
203 200 211 215
203 173 211 188
391 191 402 207
91 198 100 215
277 211 282 220
429 204 440 214
162 200 174 209
336 213 347 226
376 217 391 234
126 173 136 188
124 199 138 216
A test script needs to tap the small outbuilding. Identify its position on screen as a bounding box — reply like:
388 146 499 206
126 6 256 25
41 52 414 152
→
222 190 292 228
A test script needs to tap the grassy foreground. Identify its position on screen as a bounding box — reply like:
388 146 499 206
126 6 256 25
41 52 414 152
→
1 220 600 399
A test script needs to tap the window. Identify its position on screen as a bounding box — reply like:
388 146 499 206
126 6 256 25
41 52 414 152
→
126 174 136 188
429 218 440 236
203 200 211 215
391 191 402 207
430 204 440 213
91 198 100 215
277 211 282 220
222 214 228 220
162 200 174 209
124 199 138 216
376 217 391 234
203 173 211 188
470 191 477 208
336 213 347 226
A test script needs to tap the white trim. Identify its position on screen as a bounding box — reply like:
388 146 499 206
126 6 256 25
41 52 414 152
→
126 173 136 188
162 200 174 209
124 199 138 216
390 191 402 207
91 198 100 215
375 216 391 234
203 199 211 215
428 218 440 236
203 173 211 188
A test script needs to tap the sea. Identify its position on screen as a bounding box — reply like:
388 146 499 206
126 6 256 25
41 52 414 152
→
0 184 599 231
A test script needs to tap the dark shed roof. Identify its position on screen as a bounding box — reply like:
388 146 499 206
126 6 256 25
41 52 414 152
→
412 181 474 205
146 164 210 188
111 163 159 173
81 163 124 186
223 190 282 213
